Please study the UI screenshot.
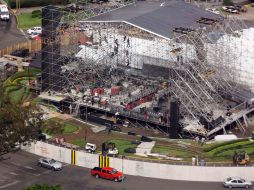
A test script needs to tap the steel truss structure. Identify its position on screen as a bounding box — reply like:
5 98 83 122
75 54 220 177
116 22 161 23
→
40 1 254 139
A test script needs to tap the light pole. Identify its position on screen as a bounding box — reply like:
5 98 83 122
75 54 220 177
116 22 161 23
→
122 155 126 190
16 0 20 14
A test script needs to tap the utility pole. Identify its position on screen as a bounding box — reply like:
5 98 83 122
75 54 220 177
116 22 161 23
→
16 0 20 14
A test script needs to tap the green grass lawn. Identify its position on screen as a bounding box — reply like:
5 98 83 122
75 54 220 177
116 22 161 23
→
108 139 138 156
43 118 80 136
72 139 86 148
17 12 41 29
152 144 197 159
63 122 79 134
151 139 254 162
9 86 30 103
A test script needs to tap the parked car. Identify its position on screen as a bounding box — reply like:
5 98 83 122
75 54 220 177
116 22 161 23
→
123 121 130 127
205 8 220 15
0 5 10 21
38 158 62 171
85 142 96 153
27 26 42 35
105 123 122 132
222 6 239 14
64 3 78 12
11 48 29 57
29 33 41 40
111 125 122 132
91 167 124 182
76 3 88 10
90 0 107 4
223 177 252 188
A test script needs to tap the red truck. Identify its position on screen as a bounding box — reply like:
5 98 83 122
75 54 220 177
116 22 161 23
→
90 167 124 182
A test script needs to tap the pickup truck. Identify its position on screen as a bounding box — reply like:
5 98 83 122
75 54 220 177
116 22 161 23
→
91 167 124 182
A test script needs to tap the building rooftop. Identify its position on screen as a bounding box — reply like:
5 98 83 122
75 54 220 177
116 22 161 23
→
86 0 222 38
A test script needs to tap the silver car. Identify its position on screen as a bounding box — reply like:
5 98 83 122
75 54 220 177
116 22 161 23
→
38 158 62 171
223 177 252 188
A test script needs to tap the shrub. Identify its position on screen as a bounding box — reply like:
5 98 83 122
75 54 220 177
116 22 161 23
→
8 0 69 9
124 148 136 153
223 0 234 6
31 10 42 18
24 184 61 190
203 138 249 152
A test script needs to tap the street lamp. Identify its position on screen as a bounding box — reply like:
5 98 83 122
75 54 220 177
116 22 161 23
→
122 155 126 190
16 0 20 14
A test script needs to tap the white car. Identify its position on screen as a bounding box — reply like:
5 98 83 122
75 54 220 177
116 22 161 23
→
223 177 252 188
222 6 239 14
206 8 220 14
29 33 41 40
27 26 42 35
0 5 9 21
227 9 239 14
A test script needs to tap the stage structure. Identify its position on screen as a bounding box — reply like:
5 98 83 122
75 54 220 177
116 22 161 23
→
40 0 254 139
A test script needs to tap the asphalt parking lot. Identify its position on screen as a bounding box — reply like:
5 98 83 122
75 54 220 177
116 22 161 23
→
0 151 252 190
0 14 27 49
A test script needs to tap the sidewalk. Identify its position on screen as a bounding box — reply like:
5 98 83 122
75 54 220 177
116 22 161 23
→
135 141 155 157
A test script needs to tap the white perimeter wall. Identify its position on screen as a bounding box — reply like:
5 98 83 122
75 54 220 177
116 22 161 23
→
22 142 254 182
22 141 72 164
76 151 98 169
110 157 254 182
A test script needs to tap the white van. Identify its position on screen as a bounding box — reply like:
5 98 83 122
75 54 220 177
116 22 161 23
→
0 5 10 21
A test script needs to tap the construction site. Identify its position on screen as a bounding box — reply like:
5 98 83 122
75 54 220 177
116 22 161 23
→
38 0 254 140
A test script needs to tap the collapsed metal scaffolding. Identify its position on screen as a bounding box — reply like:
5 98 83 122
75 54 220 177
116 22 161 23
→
40 1 254 139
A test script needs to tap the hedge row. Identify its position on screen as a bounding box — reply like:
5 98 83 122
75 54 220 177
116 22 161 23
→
203 138 249 152
5 67 40 84
4 85 21 95
8 0 69 9
210 141 254 156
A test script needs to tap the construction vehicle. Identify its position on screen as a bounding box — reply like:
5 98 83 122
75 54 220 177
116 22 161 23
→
85 142 96 153
233 150 250 165
102 142 118 157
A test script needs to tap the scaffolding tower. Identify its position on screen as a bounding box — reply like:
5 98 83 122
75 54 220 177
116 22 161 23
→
40 0 254 138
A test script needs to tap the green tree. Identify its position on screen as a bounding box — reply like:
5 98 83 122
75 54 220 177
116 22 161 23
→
223 0 233 6
0 85 45 157
24 184 61 190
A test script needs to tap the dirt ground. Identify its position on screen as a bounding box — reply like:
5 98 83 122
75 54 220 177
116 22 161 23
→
54 119 139 149
235 6 254 22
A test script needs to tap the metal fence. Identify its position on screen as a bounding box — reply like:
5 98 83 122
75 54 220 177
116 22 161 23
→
0 40 41 57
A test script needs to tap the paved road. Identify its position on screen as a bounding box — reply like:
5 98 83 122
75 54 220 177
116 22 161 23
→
0 13 26 49
0 151 252 190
